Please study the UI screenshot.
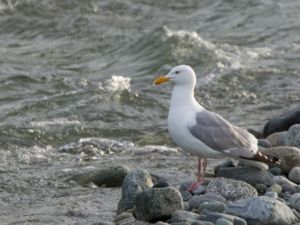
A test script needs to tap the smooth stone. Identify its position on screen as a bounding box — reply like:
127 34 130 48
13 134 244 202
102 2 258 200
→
170 222 190 225
179 180 207 195
258 139 272 148
289 193 300 211
206 177 258 201
263 107 300 137
70 165 131 187
153 178 171 188
226 196 298 225
183 202 190 211
216 218 234 225
135 187 183 222
189 193 226 210
214 159 236 174
260 146 300 174
266 131 287 147
216 166 274 186
255 183 267 194
289 167 300 184
204 212 247 225
199 201 226 214
285 124 300 148
167 210 200 223
268 166 283 175
192 185 206 195
117 169 153 214
96 222 113 225
273 175 297 193
154 222 170 225
266 183 282 194
181 191 192 201
264 191 278 199
191 221 214 225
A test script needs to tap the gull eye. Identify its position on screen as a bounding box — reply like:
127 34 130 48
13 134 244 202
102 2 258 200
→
175 71 180 74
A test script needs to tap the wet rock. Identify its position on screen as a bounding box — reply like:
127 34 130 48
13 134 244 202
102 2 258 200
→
216 166 274 186
117 169 153 214
266 183 282 194
260 146 300 174
289 167 300 184
206 178 257 201
167 210 200 223
273 175 297 193
289 193 300 211
226 196 298 225
285 124 300 148
266 131 287 147
258 139 271 148
189 193 226 210
263 107 300 137
255 183 267 194
204 212 247 225
199 201 226 214
268 166 282 175
216 218 234 225
135 187 183 222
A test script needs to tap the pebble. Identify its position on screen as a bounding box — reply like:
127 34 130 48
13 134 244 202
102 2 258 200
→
289 167 300 184
204 212 247 225
262 107 300 137
153 178 171 188
266 183 282 194
226 196 297 225
268 166 283 175
255 183 267 194
273 175 297 193
206 177 258 201
167 210 200 223
258 139 271 148
190 221 214 225
264 191 278 199
289 193 300 211
117 169 153 214
216 166 274 186
215 218 234 225
285 124 300 148
181 191 192 201
170 222 190 225
266 131 287 147
189 193 226 210
214 159 236 174
135 187 183 222
260 146 300 174
199 201 226 214
179 180 206 195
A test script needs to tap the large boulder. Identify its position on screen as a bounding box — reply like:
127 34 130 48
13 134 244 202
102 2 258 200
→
226 196 298 225
134 187 183 222
206 178 257 201
117 169 153 214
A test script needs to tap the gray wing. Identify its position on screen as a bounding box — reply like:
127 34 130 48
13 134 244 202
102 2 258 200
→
189 110 258 158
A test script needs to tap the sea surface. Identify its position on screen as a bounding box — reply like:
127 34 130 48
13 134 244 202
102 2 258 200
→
0 0 300 224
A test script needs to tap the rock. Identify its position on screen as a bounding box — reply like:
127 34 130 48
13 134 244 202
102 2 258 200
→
263 107 300 137
199 201 226 214
214 159 236 174
268 166 282 175
264 191 278 199
181 191 192 201
170 222 190 225
285 124 300 148
189 193 226 210
135 187 183 222
190 221 214 225
114 212 137 225
266 183 282 194
204 212 247 225
206 178 258 201
226 196 298 225
167 210 200 223
179 180 207 195
216 218 234 225
117 169 153 214
266 131 287 147
154 222 170 225
70 165 131 187
95 222 113 225
289 193 300 211
273 175 297 193
260 146 300 174
216 166 274 186
153 178 171 188
258 139 271 148
255 183 267 194
289 167 300 184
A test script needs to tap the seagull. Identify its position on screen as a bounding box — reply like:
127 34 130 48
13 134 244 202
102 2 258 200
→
153 65 279 192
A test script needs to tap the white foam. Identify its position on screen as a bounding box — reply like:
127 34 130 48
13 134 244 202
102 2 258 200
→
30 118 80 127
98 75 131 92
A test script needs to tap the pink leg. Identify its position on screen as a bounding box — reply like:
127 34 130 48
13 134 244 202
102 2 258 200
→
187 157 207 192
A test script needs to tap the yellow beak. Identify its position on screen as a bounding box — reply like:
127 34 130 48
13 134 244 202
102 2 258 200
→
153 76 170 85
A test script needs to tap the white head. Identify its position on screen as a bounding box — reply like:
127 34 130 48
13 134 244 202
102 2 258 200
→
153 65 196 88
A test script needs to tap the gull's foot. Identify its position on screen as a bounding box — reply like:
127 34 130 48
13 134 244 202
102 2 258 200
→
187 182 203 192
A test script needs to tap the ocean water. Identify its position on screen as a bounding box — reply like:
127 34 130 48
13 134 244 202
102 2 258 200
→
0 0 300 223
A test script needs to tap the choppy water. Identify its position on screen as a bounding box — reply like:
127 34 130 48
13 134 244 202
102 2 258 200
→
0 0 300 224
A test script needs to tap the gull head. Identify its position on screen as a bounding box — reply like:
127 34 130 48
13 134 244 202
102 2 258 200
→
153 65 196 87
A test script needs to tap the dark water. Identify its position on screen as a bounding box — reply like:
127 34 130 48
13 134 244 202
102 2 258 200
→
0 0 300 223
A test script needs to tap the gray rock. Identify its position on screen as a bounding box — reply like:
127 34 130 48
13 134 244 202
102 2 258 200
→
95 222 113 225
255 183 267 194
285 124 300 148
216 218 234 225
181 191 192 201
154 222 170 225
70 165 131 187
206 178 258 201
135 187 183 222
266 183 282 194
268 166 283 175
226 196 298 225
167 210 200 223
260 146 300 174
214 159 236 174
216 166 274 186
264 191 278 199
117 169 153 214
179 180 206 195
289 193 300 211
273 175 297 193
189 193 226 210
191 221 214 225
258 139 271 148
204 212 247 225
289 167 300 184
199 201 226 214
170 222 190 225
266 131 287 147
